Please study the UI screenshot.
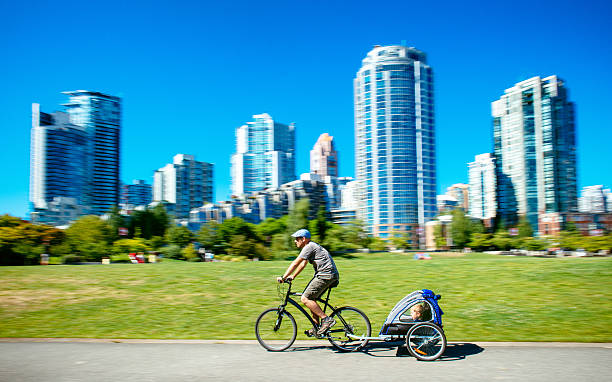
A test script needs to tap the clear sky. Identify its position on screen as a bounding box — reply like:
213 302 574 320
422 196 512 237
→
1 0 611 219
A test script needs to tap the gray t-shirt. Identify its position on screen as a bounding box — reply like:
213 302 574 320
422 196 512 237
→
298 241 338 277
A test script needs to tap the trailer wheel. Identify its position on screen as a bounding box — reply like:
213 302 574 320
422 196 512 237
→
406 322 446 361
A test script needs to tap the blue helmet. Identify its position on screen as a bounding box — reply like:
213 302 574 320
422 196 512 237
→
291 229 311 239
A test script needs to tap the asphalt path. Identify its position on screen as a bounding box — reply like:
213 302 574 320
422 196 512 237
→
0 340 610 382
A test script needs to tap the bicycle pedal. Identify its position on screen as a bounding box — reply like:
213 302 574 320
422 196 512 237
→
305 328 317 337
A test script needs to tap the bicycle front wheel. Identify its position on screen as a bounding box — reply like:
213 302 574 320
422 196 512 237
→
327 306 371 352
255 308 297 351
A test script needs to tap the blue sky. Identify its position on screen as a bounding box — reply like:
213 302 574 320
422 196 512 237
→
1 0 611 219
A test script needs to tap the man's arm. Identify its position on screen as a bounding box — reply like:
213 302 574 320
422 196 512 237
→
290 257 308 279
278 257 308 282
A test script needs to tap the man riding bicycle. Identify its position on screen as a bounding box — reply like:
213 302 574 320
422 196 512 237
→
277 229 340 336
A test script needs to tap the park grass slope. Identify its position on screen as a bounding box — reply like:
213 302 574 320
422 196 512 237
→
1 252 611 342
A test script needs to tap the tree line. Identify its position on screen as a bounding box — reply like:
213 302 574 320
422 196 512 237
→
0 199 383 265
435 209 612 253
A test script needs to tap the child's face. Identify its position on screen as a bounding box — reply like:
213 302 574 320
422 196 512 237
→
410 308 422 319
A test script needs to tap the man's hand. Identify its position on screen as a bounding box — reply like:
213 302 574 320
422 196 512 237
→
276 276 293 283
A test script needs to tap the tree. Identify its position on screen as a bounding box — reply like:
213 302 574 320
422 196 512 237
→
390 229 410 250
309 206 330 244
559 230 583 250
255 217 286 246
342 220 368 248
0 217 64 265
165 225 194 248
517 216 534 238
287 198 309 233
433 223 447 249
468 233 492 252
581 234 612 252
520 237 547 251
367 237 388 251
112 238 150 255
270 233 292 258
226 234 269 259
65 215 113 261
217 218 259 250
0 214 22 228
160 244 182 259
181 243 199 261
322 225 354 252
450 209 472 248
150 204 170 237
490 230 514 251
147 236 166 250
197 220 221 252
128 204 170 240
470 219 485 234
107 205 126 242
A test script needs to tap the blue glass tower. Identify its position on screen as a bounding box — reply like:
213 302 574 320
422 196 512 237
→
492 76 577 231
231 113 295 196
354 45 437 241
63 90 121 215
30 104 88 220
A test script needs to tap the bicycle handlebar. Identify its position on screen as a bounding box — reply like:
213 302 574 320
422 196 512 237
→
277 276 293 284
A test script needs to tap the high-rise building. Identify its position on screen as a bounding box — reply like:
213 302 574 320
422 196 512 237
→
446 183 469 211
492 76 577 231
121 180 152 207
436 195 458 213
63 90 121 215
354 45 437 240
310 133 338 177
189 177 326 228
154 154 214 218
468 153 497 223
578 185 610 213
29 104 88 224
231 113 295 196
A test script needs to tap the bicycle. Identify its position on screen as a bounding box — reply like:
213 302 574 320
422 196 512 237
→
255 280 371 352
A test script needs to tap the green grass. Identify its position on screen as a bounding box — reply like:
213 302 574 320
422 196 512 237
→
1 253 611 342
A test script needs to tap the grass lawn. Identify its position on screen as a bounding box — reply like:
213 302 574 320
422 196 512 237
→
1 252 611 342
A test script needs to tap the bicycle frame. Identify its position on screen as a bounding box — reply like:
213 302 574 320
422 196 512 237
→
278 281 339 330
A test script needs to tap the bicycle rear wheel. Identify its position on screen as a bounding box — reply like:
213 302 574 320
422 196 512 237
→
406 322 446 361
255 308 297 351
327 306 371 351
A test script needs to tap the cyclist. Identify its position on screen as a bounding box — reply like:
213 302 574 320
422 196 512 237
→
277 229 340 336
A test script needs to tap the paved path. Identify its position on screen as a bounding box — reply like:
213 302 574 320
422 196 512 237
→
0 340 610 381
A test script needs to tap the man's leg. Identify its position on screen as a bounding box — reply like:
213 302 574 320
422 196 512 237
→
301 295 327 321
301 277 337 335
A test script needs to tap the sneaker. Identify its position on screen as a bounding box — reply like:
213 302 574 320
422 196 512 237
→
317 316 336 336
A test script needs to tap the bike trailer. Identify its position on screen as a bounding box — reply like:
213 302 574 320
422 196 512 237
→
380 289 443 336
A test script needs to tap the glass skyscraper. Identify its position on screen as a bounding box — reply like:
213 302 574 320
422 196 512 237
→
231 113 295 196
121 180 153 207
63 90 121 215
354 45 437 240
468 153 497 222
29 104 88 223
153 154 214 219
492 76 577 231
310 133 338 177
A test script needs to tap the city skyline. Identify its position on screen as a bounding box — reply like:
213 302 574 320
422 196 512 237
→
2 0 611 219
